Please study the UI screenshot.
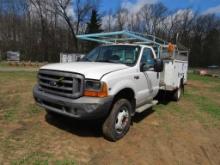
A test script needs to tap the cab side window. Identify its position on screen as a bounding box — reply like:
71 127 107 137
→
141 48 155 70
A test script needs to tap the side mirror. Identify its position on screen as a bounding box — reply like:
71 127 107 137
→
154 59 164 72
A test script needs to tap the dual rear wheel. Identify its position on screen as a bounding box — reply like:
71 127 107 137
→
173 81 184 101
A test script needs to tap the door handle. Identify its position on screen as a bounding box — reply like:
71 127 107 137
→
134 76 139 79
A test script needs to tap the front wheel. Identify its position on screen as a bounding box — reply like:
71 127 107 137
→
102 99 132 141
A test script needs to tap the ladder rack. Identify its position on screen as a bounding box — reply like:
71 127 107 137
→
77 31 189 59
76 30 168 47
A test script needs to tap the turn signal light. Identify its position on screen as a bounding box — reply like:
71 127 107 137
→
84 82 108 97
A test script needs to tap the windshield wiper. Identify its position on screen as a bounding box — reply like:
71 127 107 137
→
96 59 120 64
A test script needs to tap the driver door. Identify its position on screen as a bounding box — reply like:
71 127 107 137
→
135 48 160 106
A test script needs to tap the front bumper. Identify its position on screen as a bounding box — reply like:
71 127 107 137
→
33 85 113 119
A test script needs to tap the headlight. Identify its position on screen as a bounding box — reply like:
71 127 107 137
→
85 80 101 91
84 80 108 97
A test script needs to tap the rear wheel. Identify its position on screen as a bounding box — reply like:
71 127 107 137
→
102 99 132 141
173 84 183 101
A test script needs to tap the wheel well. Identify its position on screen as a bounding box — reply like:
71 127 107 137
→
113 88 136 115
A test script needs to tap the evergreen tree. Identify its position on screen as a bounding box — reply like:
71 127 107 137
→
86 9 102 34
86 9 102 50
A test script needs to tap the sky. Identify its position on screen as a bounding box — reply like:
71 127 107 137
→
100 0 220 15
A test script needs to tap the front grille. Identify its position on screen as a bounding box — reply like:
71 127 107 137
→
38 70 84 98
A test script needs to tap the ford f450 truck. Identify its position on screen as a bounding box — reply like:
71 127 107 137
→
33 31 188 141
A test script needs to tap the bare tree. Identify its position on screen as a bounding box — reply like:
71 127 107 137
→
140 2 168 35
29 0 51 61
0 0 220 67
105 9 113 32
116 8 128 31
74 0 93 34
53 0 95 51
54 0 78 51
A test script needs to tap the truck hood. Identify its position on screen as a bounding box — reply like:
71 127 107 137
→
40 62 129 80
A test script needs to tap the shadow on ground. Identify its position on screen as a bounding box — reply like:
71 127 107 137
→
156 90 174 105
45 113 103 137
45 92 174 138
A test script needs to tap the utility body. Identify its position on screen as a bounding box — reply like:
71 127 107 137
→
33 31 189 141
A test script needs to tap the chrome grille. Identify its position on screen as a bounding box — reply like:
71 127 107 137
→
38 70 84 98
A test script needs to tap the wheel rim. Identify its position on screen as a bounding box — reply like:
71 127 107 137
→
115 106 129 134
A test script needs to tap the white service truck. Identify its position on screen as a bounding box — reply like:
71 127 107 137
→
33 31 188 141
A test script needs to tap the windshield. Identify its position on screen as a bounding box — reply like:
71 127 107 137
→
81 45 140 66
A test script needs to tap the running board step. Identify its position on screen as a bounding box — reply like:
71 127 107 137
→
136 100 158 113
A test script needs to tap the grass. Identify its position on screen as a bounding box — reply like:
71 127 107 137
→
185 90 220 119
0 71 79 164
3 108 18 121
153 73 220 129
188 73 220 84
28 104 42 115
185 73 220 120
0 71 220 164
11 152 76 165
11 152 51 165
210 84 220 93
0 61 8 67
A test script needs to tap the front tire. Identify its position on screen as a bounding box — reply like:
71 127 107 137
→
102 99 132 141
